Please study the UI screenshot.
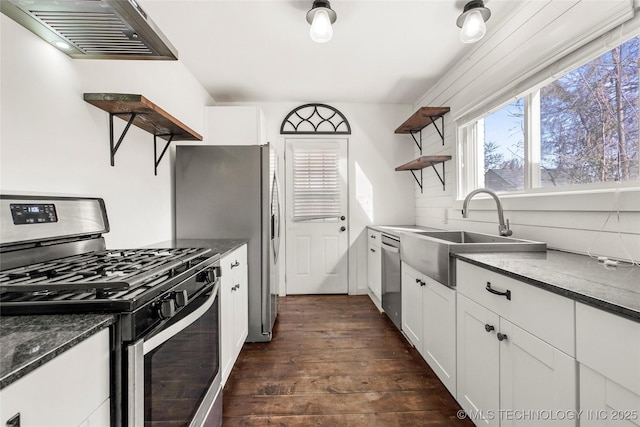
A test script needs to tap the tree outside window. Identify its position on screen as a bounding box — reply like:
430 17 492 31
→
477 36 639 193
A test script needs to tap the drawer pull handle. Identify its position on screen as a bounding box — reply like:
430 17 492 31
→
485 282 511 300
370 235 376 239
420 280 426 287
370 248 375 253
231 260 240 269
497 333 508 342
484 324 495 333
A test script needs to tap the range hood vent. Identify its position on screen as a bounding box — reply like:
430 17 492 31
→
1 0 178 60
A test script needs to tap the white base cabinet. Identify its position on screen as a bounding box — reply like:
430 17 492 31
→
220 244 249 386
0 328 110 427
401 262 456 396
576 302 640 426
456 260 577 426
367 229 382 310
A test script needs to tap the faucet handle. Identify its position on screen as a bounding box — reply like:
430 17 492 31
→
502 219 513 236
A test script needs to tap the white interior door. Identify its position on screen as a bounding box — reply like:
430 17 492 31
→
285 138 348 294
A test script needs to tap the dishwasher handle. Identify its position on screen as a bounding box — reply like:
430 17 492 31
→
381 242 399 254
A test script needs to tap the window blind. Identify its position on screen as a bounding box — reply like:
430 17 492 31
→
292 147 341 221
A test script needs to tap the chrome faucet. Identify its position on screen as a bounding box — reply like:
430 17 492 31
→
462 188 513 236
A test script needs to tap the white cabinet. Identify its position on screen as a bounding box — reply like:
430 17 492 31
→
220 244 249 386
457 294 500 426
576 302 640 426
401 262 423 351
422 273 457 396
456 260 577 426
0 328 110 427
204 106 266 145
401 261 456 395
367 229 382 310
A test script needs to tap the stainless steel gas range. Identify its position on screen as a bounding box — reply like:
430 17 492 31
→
0 195 223 427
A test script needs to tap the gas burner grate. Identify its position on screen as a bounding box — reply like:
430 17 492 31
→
0 247 210 295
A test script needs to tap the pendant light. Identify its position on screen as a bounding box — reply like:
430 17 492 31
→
306 0 337 43
456 0 491 44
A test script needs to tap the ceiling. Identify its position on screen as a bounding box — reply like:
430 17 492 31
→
140 0 520 104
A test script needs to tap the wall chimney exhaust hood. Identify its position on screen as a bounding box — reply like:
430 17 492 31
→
1 0 178 60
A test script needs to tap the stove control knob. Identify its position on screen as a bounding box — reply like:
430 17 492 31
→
159 299 176 319
174 290 188 308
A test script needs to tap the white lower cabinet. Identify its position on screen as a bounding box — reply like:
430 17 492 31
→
576 302 640 426
401 261 456 396
367 229 382 310
422 275 457 395
0 328 110 427
220 244 249 386
456 260 577 426
401 262 423 351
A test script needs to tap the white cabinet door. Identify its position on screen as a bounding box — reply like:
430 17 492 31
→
499 319 577 427
401 262 423 352
0 329 110 427
457 293 500 427
580 364 640 427
422 276 457 396
231 245 248 354
220 244 249 385
367 242 381 303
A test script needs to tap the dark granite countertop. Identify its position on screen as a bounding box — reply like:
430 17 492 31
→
453 250 640 323
146 238 248 259
0 313 115 389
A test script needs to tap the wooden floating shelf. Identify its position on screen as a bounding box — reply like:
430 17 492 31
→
395 155 452 171
395 155 452 192
395 107 450 134
84 93 203 176
84 93 202 141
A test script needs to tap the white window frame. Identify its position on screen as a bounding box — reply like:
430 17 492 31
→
458 35 640 200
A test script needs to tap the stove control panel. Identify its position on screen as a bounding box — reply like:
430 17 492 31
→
10 203 58 225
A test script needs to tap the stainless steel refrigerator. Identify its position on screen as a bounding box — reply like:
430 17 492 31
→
175 144 281 342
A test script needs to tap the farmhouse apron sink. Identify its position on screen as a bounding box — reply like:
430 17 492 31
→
401 230 546 287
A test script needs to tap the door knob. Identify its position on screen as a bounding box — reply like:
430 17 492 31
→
340 226 346 232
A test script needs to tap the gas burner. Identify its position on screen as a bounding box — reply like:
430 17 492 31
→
0 247 212 297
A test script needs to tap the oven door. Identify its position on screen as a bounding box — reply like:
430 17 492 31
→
127 281 221 427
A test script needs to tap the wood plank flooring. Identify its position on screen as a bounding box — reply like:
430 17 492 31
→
221 295 474 426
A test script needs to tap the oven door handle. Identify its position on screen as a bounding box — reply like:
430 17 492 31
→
143 281 219 355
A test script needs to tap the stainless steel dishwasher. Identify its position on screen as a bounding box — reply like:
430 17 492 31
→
381 233 401 331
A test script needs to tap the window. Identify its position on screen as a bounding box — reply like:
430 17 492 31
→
463 36 639 194
292 146 341 221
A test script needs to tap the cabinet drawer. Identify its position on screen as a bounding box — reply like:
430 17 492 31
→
367 229 381 247
576 302 640 395
456 260 575 356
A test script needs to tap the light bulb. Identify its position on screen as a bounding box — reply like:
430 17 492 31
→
310 9 333 43
52 40 71 50
460 9 486 43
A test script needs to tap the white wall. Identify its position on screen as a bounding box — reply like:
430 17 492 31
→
212 102 416 295
411 1 640 262
0 15 214 248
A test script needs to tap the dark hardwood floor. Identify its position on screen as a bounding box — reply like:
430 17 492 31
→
222 295 474 426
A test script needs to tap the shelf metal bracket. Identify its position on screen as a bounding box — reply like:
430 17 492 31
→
109 112 139 166
430 115 445 146
410 169 424 193
154 134 174 176
409 130 422 153
429 161 447 191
